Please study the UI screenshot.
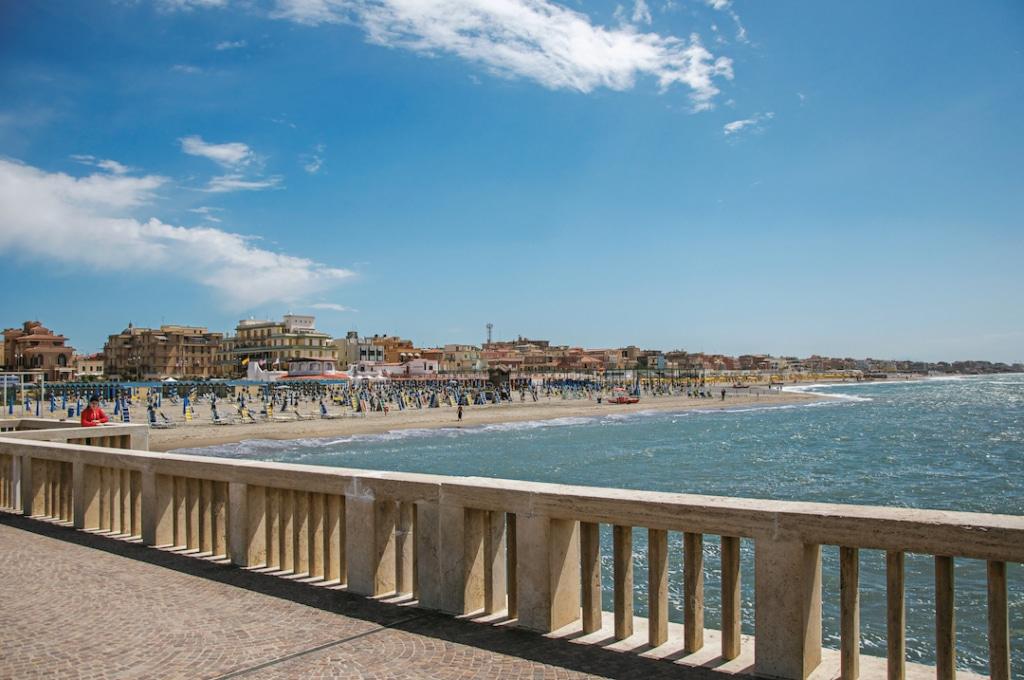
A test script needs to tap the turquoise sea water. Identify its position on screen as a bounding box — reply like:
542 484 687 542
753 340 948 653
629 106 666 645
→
182 375 1024 674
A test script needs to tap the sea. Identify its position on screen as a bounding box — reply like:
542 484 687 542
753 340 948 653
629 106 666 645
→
180 374 1024 675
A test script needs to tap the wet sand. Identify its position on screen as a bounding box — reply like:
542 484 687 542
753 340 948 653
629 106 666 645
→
151 389 821 452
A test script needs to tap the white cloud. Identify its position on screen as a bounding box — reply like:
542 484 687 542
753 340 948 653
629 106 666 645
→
632 0 652 25
302 143 325 174
0 158 351 307
704 0 746 43
160 0 229 8
180 135 253 168
215 39 247 50
270 0 733 108
309 302 355 312
189 205 223 223
71 155 132 175
204 173 282 193
171 64 204 74
723 111 773 136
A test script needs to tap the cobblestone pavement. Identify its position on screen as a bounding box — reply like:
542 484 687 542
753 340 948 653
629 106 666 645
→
0 515 718 680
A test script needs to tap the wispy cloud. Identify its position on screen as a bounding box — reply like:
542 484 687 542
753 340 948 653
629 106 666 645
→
171 64 204 74
302 143 325 174
723 111 773 137
204 173 282 193
215 39 247 50
704 0 746 43
159 0 229 9
632 0 652 25
0 158 351 307
71 154 132 175
180 135 253 168
189 205 224 223
309 302 355 312
270 0 733 109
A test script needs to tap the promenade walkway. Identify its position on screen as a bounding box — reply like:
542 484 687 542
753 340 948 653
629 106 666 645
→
0 514 716 680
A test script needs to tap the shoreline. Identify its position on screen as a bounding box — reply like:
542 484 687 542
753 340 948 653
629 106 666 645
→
152 389 823 452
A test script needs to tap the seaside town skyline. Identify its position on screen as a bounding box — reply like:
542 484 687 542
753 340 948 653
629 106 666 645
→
2 2 1022 365
3 316 1020 382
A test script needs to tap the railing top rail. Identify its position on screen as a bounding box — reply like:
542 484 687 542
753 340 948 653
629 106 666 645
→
0 423 148 440
1 434 1021 562
0 418 85 431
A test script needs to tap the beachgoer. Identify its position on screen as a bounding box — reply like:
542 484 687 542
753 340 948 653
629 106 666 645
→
81 396 109 427
721 388 726 400
457 405 463 421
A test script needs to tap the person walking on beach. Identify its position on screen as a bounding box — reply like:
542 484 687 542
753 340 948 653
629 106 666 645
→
81 396 109 427
457 405 463 422
721 388 726 401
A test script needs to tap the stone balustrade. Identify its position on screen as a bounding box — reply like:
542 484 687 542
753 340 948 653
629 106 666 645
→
0 425 1019 680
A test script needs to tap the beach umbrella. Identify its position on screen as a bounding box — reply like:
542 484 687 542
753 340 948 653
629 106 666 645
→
49 395 56 413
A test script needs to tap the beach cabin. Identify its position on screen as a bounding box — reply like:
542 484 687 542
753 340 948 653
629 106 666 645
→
286 357 341 378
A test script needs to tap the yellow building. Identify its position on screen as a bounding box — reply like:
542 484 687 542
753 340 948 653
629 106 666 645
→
220 315 333 377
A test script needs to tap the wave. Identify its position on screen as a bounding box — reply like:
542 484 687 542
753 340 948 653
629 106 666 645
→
179 399 846 458
782 384 873 402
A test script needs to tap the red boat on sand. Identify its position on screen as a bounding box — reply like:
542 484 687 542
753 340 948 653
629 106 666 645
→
607 388 640 405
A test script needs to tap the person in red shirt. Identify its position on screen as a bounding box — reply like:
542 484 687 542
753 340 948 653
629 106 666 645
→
81 396 109 427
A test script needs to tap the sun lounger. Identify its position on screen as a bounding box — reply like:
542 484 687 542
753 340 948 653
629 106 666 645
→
148 410 175 429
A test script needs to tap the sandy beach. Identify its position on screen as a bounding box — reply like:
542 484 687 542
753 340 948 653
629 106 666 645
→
150 389 822 452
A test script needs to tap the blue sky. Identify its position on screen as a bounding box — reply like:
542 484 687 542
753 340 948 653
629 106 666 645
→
0 0 1021 362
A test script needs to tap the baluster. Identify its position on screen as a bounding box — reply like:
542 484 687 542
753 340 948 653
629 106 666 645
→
265 487 280 568
173 476 186 547
887 551 905 680
935 556 955 680
130 471 141 536
102 467 115 531
840 547 860 679
119 469 131 534
325 494 344 584
294 491 309 575
186 477 199 550
613 525 633 640
212 481 227 556
987 561 1009 680
200 479 213 553
309 492 325 579
684 532 704 653
63 463 73 522
580 521 602 634
648 528 668 647
280 489 294 572
721 536 741 660
396 500 414 594
483 510 506 614
506 513 517 619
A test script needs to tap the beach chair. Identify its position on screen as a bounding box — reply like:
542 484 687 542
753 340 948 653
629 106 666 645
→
294 407 316 421
211 408 234 425
148 409 174 429
320 403 340 419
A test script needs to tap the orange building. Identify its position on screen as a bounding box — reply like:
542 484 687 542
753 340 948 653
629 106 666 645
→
2 321 76 381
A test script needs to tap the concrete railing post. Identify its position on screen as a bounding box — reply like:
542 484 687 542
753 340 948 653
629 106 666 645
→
128 427 149 452
229 482 266 567
515 514 580 633
754 536 823 679
11 454 23 513
141 471 174 546
414 500 442 609
439 502 486 615
346 495 397 596
19 455 33 516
